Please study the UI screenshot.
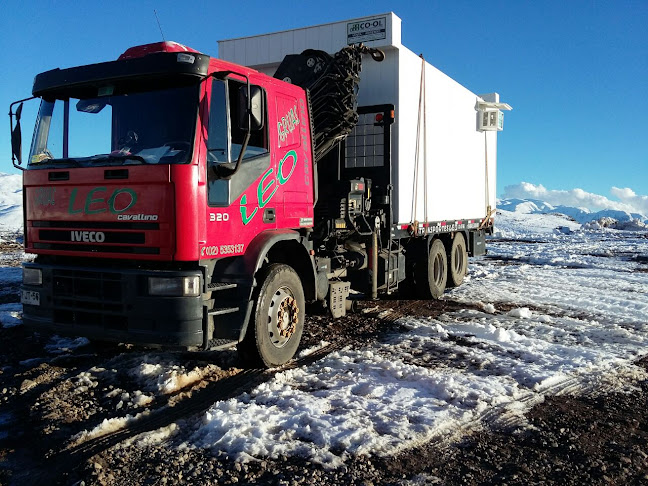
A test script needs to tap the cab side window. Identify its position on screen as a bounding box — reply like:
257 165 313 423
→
228 81 268 160
207 79 269 206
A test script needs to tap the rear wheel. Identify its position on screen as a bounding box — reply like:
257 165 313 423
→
414 238 447 299
447 233 468 288
238 264 305 368
428 239 448 299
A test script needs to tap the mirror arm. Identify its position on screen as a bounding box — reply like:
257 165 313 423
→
9 96 36 115
231 131 251 175
214 73 252 180
9 96 36 170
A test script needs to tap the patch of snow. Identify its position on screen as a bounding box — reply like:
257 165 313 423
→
138 363 199 394
18 357 45 367
74 371 99 394
130 356 216 394
73 411 150 445
125 423 179 447
188 349 523 467
508 308 533 319
45 335 90 354
0 303 23 328
480 303 496 314
298 341 331 358
0 267 22 286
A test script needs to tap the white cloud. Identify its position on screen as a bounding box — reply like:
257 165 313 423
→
502 182 647 216
610 187 648 215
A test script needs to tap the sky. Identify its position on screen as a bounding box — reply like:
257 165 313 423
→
1 0 646 212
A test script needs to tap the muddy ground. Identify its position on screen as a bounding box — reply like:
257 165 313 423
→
0 240 647 485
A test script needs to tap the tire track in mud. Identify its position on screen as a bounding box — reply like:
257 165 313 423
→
4 293 598 484
21 343 339 485
20 298 448 485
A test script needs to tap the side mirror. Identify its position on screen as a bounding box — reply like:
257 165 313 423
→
238 85 264 131
11 103 23 166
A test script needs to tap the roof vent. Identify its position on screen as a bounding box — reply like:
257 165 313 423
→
118 41 201 60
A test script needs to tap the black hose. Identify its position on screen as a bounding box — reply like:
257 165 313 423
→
274 44 384 163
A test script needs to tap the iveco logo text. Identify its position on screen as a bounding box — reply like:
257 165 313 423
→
71 231 106 243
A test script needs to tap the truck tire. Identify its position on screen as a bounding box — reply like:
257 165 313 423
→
238 264 305 368
415 238 447 299
447 233 468 288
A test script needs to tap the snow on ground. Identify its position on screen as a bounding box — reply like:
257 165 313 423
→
0 267 21 289
0 303 22 328
72 411 150 445
44 335 91 354
186 349 524 467
0 267 22 328
1 190 647 467
131 357 215 394
172 228 648 467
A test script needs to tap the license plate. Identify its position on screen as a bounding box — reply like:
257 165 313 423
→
21 290 40 306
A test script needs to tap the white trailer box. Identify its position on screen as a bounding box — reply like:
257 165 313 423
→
218 13 510 225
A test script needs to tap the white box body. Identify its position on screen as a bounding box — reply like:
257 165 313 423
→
219 13 501 225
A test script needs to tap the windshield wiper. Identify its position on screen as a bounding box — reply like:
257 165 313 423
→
93 154 152 165
34 157 82 167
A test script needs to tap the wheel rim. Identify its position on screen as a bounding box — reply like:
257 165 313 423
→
433 252 445 285
267 286 299 348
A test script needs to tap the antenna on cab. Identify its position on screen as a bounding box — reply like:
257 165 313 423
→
154 10 166 41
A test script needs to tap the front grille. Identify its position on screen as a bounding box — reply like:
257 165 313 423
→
33 220 159 230
53 268 123 302
33 220 161 255
52 268 128 330
54 310 130 331
34 243 159 254
39 230 145 244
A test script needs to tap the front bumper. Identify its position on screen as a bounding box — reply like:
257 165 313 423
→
21 262 204 348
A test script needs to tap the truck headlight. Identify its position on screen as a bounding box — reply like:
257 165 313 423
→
148 276 200 297
23 267 42 286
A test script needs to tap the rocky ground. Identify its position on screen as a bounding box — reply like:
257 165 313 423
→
0 238 647 485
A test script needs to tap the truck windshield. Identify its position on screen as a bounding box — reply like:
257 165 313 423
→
28 84 198 168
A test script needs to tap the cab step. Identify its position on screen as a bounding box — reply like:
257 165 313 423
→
208 306 239 316
207 338 237 350
207 282 238 291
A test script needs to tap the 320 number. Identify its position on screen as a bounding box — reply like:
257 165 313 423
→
210 213 230 222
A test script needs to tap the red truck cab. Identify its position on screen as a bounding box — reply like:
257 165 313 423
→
16 42 318 366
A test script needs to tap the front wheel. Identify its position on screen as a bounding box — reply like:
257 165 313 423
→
238 264 305 368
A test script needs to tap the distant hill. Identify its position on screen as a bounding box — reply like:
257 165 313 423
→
0 173 22 234
498 197 648 228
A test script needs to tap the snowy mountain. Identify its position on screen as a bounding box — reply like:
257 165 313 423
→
497 196 648 236
0 172 22 234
